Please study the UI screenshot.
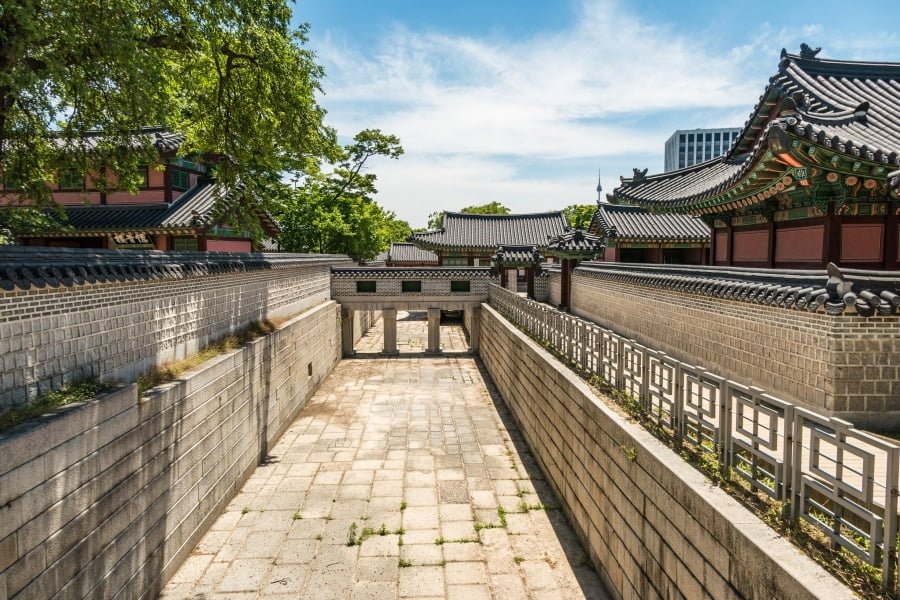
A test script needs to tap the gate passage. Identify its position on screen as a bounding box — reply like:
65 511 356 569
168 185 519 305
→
331 267 494 355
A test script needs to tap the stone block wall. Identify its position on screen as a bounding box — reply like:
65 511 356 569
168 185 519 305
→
0 250 351 411
571 271 900 428
548 270 561 306
478 304 850 600
0 301 343 600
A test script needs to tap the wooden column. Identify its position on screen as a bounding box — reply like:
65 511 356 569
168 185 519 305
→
884 211 898 269
560 258 571 311
499 267 506 288
164 163 173 203
707 224 715 265
725 223 734 266
526 267 535 298
825 205 841 266
766 220 776 269
467 254 475 266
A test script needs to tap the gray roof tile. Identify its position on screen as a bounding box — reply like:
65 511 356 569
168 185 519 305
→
410 211 568 250
387 242 438 264
592 204 710 242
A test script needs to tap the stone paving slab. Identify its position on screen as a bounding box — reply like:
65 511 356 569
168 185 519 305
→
161 312 609 599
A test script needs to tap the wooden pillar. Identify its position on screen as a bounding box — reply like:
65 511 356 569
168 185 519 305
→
526 267 535 299
560 258 571 311
426 308 442 354
467 254 475 266
725 223 734 266
164 163 173 203
197 235 208 251
437 254 443 266
152 234 169 251
883 212 898 269
825 205 841 266
341 306 355 357
499 266 506 288
382 307 399 355
708 224 715 265
767 220 776 269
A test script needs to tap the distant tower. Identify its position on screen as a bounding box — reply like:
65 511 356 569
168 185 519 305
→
596 169 604 203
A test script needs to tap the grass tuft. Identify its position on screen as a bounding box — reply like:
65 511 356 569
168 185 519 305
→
0 379 112 434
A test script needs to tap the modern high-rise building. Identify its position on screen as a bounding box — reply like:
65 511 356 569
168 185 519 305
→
664 127 741 171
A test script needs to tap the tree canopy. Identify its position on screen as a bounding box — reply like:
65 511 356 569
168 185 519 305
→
426 201 510 230
0 0 337 233
276 129 409 260
562 204 596 230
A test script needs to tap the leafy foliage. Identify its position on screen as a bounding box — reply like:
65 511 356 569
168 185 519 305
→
461 201 510 215
562 204 596 229
276 129 408 260
0 0 337 232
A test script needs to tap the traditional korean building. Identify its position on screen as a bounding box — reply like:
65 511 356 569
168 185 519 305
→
612 45 900 270
3 128 278 252
589 203 710 264
409 211 568 267
16 179 280 251
409 211 568 265
384 242 438 267
410 210 568 295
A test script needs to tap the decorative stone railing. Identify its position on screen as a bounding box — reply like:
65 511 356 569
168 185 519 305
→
488 283 900 591
576 261 900 317
330 266 497 309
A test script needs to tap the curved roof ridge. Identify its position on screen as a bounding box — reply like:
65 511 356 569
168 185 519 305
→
443 210 565 218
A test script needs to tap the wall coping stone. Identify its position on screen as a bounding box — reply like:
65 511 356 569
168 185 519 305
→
577 260 900 317
0 247 353 291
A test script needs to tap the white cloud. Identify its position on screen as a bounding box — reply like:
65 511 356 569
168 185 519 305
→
310 0 871 225
370 154 595 227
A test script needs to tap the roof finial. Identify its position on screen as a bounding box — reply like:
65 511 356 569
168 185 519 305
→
800 43 821 59
632 168 648 183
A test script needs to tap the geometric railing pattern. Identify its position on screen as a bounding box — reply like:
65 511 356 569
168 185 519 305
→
488 283 900 590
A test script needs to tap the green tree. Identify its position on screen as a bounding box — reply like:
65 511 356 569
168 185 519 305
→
562 204 596 229
426 201 510 230
0 0 338 235
461 201 510 215
276 129 404 260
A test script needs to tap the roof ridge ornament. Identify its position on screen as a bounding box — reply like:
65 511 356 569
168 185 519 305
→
631 168 648 183
800 43 822 60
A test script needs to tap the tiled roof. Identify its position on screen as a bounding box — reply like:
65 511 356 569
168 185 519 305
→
55 127 186 154
592 204 710 243
614 47 900 210
493 245 542 265
410 211 568 250
576 261 900 317
387 242 438 264
50 180 279 236
331 267 494 279
545 229 605 257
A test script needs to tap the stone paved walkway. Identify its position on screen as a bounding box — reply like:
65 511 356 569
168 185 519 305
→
161 312 609 599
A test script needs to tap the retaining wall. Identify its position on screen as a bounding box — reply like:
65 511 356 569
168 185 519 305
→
570 269 900 428
0 248 352 411
0 300 347 600
479 304 851 600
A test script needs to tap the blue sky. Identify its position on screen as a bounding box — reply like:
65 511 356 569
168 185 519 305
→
293 0 900 228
